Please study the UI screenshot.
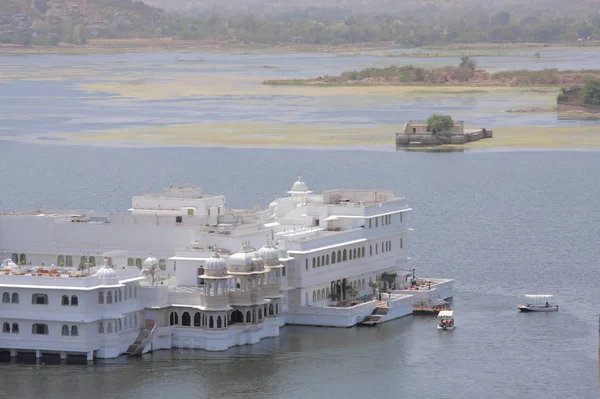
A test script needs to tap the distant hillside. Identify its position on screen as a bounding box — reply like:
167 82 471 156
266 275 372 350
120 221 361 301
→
0 0 165 45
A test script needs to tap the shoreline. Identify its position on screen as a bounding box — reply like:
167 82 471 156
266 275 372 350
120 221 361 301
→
1 41 599 56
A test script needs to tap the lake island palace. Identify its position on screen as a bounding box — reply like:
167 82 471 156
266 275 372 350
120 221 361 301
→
0 177 453 361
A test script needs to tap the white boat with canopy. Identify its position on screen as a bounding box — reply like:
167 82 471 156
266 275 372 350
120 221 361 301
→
517 294 559 312
437 310 455 331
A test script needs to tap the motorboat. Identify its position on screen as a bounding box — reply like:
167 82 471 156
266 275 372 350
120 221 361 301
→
517 294 559 312
437 310 455 331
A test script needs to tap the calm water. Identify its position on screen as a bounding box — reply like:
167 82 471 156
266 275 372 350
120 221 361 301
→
1 49 599 143
0 142 598 398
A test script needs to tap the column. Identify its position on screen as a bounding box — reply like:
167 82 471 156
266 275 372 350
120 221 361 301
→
9 349 17 357
35 350 42 359
60 352 67 361
87 351 94 362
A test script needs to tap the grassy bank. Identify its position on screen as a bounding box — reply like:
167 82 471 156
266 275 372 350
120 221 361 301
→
4 123 595 150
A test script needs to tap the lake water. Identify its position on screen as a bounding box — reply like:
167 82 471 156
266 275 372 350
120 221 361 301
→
1 49 599 144
0 142 598 399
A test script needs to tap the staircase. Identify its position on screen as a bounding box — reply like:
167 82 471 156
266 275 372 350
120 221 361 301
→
359 302 389 326
125 321 157 356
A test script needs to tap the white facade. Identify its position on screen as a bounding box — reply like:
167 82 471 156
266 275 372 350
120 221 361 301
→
0 178 437 359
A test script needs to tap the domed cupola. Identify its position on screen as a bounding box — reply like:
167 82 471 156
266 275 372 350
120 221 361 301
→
257 239 279 266
94 258 118 281
288 175 311 194
227 241 258 273
203 252 228 276
143 255 159 269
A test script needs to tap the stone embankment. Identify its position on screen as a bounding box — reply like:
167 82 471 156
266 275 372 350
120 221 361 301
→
396 129 493 146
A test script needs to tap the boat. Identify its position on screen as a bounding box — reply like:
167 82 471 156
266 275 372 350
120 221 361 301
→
437 310 455 331
517 294 559 312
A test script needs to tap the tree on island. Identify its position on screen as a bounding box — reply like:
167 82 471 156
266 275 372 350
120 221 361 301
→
459 56 477 71
427 114 455 134
582 78 600 106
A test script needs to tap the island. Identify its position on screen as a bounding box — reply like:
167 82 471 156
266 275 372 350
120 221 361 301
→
557 78 600 112
264 57 600 87
396 115 492 147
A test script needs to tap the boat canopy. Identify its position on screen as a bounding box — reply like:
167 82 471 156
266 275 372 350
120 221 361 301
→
524 294 553 299
438 310 454 319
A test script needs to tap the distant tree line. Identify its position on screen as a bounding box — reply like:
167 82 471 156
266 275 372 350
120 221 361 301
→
2 5 600 46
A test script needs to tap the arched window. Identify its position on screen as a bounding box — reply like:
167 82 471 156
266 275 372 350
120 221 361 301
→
134 285 138 298
117 319 122 331
370 245 373 256
312 258 315 268
217 316 222 328
127 258 134 266
62 325 69 336
71 295 78 306
361 247 365 257
89 256 96 266
62 295 70 306
11 253 18 263
32 293 49 305
246 311 251 323
326 254 329 265
170 312 178 325
194 312 201 327
65 256 73 266
11 293 19 304
98 291 104 304
321 255 325 266
12 323 18 333
19 254 26 264
332 252 336 263
117 290 121 302
312 291 316 302
2 322 9 333
159 259 166 271
321 288 325 301
353 248 357 258
32 324 49 335
2 292 9 303
182 312 191 326
135 258 142 269
258 309 262 320
269 303 274 315
305 259 308 270
98 322 104 333
343 249 347 261
230 310 243 324
326 287 330 298
276 303 279 314
317 290 321 301
107 322 113 334
317 257 320 267
58 255 65 266
106 291 113 304
71 326 78 336
209 316 214 328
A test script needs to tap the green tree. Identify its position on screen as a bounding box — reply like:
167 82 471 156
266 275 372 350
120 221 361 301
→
459 56 476 71
427 114 455 134
582 79 600 106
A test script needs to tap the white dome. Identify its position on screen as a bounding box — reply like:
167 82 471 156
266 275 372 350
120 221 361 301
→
291 179 308 192
204 253 227 271
257 245 279 265
143 256 159 267
228 241 258 272
95 258 118 281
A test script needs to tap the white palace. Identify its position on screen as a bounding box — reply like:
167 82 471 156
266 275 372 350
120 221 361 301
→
0 177 452 361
